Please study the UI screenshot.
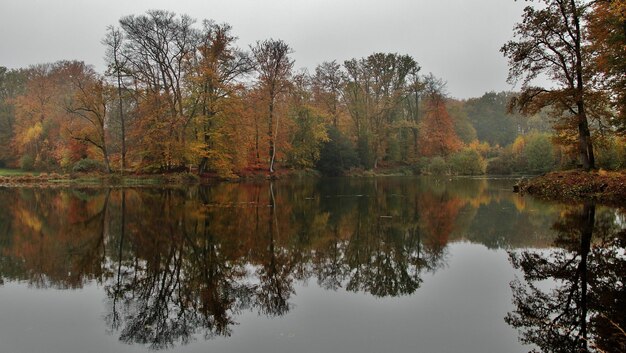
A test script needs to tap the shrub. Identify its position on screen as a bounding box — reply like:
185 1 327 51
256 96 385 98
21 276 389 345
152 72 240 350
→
427 157 449 175
412 157 430 175
20 154 35 171
449 148 486 175
486 156 513 175
72 158 106 173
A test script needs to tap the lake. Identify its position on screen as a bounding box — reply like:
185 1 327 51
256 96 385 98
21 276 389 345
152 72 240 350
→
0 177 624 353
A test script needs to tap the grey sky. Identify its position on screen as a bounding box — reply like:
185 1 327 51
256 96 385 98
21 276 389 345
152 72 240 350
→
0 0 526 99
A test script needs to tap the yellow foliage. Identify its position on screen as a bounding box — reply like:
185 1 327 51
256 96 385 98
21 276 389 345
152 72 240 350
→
512 136 526 155
468 140 491 156
23 122 43 145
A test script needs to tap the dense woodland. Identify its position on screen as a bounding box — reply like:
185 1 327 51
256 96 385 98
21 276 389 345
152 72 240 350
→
0 1 624 177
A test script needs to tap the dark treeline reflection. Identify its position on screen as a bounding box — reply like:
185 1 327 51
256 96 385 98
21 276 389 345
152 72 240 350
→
506 203 626 353
0 177 608 349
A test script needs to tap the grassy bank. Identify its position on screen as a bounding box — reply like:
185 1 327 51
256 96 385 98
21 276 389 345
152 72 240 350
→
0 168 40 177
517 170 626 207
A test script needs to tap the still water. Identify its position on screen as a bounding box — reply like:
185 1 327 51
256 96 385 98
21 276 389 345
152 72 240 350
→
0 177 624 353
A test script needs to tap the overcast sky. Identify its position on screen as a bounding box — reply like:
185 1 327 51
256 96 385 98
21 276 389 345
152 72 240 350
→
0 0 527 99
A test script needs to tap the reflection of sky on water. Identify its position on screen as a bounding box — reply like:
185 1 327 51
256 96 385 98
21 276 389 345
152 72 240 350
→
0 242 523 353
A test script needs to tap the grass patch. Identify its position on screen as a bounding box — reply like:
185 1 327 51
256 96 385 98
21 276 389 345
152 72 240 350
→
0 168 39 176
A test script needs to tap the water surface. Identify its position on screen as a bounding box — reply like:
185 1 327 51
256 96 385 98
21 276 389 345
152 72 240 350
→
0 177 623 352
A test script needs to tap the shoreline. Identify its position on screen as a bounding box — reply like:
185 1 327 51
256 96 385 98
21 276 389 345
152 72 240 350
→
516 170 626 208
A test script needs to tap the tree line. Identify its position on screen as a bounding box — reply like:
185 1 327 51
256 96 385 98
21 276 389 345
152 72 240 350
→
0 2 624 177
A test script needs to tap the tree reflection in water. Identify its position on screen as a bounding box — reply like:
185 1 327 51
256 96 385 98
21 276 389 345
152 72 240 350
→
0 178 584 349
506 203 626 353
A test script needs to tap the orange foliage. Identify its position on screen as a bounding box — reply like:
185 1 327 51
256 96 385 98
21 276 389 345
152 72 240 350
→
419 98 462 157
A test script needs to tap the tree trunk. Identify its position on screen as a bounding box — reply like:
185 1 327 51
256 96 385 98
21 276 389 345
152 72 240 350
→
116 69 125 174
571 0 595 170
268 92 276 174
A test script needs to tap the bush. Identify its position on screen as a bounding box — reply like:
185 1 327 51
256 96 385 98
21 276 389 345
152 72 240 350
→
486 156 513 175
427 157 449 175
412 157 430 175
72 158 106 173
449 148 486 175
20 154 35 171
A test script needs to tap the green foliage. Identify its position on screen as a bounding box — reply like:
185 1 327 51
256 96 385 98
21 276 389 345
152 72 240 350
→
447 100 478 143
72 158 106 173
287 106 329 169
595 137 626 171
525 133 555 173
316 126 359 176
386 137 402 162
449 148 486 175
357 133 375 169
465 91 519 146
426 156 449 175
486 156 514 175
20 154 35 171
412 157 430 175
0 67 27 166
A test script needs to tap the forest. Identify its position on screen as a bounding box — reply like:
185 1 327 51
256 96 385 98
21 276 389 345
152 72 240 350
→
0 1 624 178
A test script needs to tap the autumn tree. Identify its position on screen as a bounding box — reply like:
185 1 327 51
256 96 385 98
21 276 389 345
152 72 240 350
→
66 64 113 173
312 60 344 127
11 62 86 170
343 53 420 168
501 0 606 170
190 21 253 175
287 70 329 168
418 77 462 157
587 0 626 132
118 10 199 170
251 39 294 173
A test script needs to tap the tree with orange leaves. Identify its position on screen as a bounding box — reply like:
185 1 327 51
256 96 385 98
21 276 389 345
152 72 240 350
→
418 79 462 157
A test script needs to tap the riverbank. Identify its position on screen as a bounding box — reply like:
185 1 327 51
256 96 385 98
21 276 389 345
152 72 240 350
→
516 170 626 207
0 168 325 188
